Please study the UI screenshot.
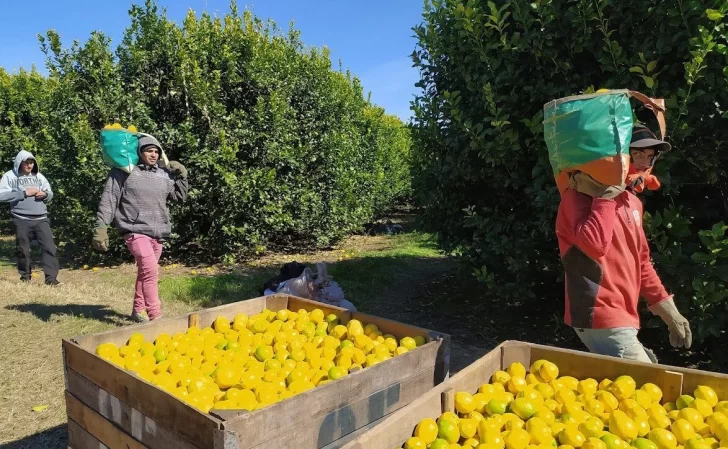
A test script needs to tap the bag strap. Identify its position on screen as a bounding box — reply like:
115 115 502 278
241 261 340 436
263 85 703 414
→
628 91 667 139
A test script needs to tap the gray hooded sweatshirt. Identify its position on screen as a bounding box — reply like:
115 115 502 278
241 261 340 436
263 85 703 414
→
0 150 54 220
95 137 188 240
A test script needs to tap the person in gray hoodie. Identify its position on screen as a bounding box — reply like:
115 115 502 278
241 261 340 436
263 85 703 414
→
0 150 61 285
92 134 188 321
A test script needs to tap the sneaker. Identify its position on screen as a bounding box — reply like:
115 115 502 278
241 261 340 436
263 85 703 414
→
130 311 149 323
45 280 63 287
20 277 31 283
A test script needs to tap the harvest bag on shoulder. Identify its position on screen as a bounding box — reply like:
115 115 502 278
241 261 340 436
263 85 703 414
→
543 89 666 194
100 129 139 174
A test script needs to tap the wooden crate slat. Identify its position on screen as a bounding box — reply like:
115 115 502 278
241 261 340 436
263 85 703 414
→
283 296 353 322
66 368 200 449
528 343 728 399
73 297 267 350
340 342 506 449
221 340 443 449
68 418 109 449
63 339 221 449
66 392 149 449
249 367 436 449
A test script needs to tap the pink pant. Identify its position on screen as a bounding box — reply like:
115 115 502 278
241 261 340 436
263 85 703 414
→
124 234 163 319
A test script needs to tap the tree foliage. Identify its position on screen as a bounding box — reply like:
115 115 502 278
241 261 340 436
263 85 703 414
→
412 0 728 344
0 0 411 261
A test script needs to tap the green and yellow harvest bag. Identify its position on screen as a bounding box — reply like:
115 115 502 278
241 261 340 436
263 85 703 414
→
100 125 140 174
543 89 666 194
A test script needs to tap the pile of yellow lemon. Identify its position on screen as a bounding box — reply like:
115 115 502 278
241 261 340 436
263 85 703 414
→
102 123 137 132
94 308 425 413
399 360 728 449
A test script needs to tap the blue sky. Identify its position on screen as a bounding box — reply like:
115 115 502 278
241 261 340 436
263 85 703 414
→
0 0 422 120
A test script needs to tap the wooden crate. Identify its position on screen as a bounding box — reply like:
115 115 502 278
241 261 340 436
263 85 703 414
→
341 340 728 449
63 294 450 449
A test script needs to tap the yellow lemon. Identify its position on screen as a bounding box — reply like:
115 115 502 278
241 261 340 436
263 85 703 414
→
694 387 719 408
634 391 654 409
678 408 704 429
404 436 427 449
649 428 678 449
583 438 607 449
600 433 627 449
671 419 695 444
649 415 672 430
578 379 599 396
559 426 586 447
214 316 231 333
508 363 527 379
414 417 439 444
509 377 529 394
493 371 512 386
511 398 537 420
456 392 477 414
556 388 577 405
535 384 555 400
633 438 659 449
597 391 620 413
506 429 531 449
691 399 714 418
579 417 605 439
677 396 695 410
634 416 651 437
534 407 556 425
401 337 417 350
642 384 663 404
438 419 461 443
528 374 544 385
610 377 636 401
609 410 638 442
460 418 478 439
539 362 560 383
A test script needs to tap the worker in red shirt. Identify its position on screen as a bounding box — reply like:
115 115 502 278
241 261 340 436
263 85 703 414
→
555 126 692 362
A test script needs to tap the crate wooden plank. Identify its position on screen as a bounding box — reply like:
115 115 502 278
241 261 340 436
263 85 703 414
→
73 297 267 350
63 339 220 449
528 343 728 399
68 418 109 449
340 342 506 449
66 368 200 449
249 367 436 449
222 339 444 449
283 296 353 322
662 371 684 403
66 392 149 449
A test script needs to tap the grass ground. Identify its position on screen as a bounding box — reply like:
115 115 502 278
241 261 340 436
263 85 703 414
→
0 220 721 448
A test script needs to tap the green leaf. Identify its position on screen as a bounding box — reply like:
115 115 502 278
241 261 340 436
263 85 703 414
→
629 66 644 74
641 76 655 88
706 9 723 21
646 61 657 73
692 278 705 291
692 252 714 263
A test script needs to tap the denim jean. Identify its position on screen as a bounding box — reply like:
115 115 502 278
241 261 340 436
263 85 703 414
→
574 327 657 363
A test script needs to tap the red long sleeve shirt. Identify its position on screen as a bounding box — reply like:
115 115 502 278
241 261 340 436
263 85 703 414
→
555 188 670 329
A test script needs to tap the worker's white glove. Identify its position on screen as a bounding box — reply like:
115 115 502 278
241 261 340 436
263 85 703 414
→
649 297 692 349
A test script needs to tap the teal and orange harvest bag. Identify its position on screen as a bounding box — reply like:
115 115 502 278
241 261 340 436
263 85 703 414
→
543 89 665 194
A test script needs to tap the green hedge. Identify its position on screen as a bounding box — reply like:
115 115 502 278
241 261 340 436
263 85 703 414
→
411 0 728 345
0 0 411 262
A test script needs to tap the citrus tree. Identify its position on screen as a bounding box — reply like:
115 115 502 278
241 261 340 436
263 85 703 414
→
411 0 728 345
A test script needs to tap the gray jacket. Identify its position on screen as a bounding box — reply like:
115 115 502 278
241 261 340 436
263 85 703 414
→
0 150 54 220
95 164 188 240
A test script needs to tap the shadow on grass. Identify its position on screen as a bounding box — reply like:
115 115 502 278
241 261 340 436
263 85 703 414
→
6 303 130 325
1 424 67 449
